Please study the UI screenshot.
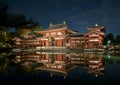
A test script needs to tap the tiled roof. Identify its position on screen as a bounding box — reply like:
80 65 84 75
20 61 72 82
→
88 24 105 30
48 23 66 30
35 22 78 34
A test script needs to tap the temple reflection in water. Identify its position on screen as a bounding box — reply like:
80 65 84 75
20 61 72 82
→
14 51 105 78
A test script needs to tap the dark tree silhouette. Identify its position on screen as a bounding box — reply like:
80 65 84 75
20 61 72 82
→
115 35 120 45
0 3 43 48
9 14 28 28
0 3 9 27
106 33 115 44
0 3 10 36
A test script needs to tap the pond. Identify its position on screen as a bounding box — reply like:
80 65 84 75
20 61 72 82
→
0 51 120 85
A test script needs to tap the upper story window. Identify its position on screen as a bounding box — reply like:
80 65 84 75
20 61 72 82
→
89 33 98 37
46 33 49 36
57 32 62 35
95 29 100 31
51 32 56 35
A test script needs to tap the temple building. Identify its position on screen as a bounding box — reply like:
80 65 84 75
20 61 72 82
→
35 21 77 47
12 25 41 49
13 22 105 50
67 34 88 49
84 24 105 48
67 24 105 49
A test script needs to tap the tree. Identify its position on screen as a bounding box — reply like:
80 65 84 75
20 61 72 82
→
106 33 115 45
0 3 9 26
9 14 28 28
0 3 9 36
27 18 43 31
0 3 43 47
0 4 11 47
32 25 42 31
9 16 43 34
115 35 120 45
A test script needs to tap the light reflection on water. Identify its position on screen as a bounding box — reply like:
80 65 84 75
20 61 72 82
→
0 51 120 84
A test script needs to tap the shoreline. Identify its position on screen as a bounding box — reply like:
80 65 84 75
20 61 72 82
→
11 48 105 53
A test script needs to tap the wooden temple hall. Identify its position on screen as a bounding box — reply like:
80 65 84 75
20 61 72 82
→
13 21 105 49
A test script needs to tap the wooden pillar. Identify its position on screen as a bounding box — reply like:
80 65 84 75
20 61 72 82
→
46 40 49 46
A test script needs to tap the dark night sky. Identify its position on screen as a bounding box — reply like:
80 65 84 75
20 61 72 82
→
1 0 120 36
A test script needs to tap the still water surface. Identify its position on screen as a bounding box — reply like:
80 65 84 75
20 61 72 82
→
0 51 120 84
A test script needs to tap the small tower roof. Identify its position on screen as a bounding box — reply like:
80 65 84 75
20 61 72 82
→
50 23 53 26
63 20 66 25
95 23 98 27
